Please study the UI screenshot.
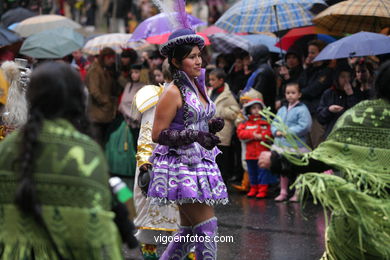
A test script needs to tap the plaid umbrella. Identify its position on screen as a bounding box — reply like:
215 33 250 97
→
83 33 149 55
239 34 285 53
313 0 390 34
215 0 326 33
209 33 250 53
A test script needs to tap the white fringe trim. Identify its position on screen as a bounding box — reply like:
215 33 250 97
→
148 197 229 206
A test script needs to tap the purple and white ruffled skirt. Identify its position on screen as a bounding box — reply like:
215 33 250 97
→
147 143 229 206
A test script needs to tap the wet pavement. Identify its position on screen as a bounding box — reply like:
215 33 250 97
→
125 190 326 260
216 191 326 260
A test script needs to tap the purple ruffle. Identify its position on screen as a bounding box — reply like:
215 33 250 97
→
147 143 228 206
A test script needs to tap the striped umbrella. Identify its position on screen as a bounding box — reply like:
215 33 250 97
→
209 33 250 53
215 0 326 33
239 34 285 53
313 0 390 34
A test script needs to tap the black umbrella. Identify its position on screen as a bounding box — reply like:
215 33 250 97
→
1 7 37 28
0 27 22 48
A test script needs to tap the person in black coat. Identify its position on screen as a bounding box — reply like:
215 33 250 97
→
298 40 333 148
317 65 365 138
246 44 277 112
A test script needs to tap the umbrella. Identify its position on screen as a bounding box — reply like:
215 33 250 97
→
83 33 149 55
313 0 390 34
313 31 390 62
1 7 37 28
146 32 211 45
199 25 227 35
0 27 22 48
130 12 206 41
239 34 285 53
13 14 81 37
20 27 84 59
215 0 326 33
209 33 251 53
275 26 338 50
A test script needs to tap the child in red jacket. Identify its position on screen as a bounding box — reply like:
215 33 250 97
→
237 99 278 198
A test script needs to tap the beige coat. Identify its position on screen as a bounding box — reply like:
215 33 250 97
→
85 61 117 123
208 83 240 146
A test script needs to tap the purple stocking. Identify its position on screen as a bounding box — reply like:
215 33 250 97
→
193 217 218 260
160 226 193 260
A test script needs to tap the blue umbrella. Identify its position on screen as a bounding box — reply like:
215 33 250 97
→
314 31 390 62
215 0 326 33
1 7 37 28
0 27 22 48
20 27 84 59
239 34 285 54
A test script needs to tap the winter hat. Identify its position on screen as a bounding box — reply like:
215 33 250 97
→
243 98 265 116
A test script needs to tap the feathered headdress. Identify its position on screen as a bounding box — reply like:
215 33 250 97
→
152 0 205 57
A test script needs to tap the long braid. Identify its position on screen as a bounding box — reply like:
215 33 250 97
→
176 78 190 128
14 109 43 218
169 61 190 128
14 109 65 259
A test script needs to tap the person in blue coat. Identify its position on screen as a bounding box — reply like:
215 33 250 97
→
270 82 312 201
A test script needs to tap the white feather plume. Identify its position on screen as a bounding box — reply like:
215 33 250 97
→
152 0 180 29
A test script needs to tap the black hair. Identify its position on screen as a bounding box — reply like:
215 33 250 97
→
167 44 197 75
285 82 301 92
14 62 90 220
375 60 390 102
307 39 327 52
130 63 142 70
333 65 352 90
121 48 138 64
209 68 227 81
353 58 375 77
162 59 172 82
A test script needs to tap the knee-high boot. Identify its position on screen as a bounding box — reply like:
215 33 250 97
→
193 217 218 260
160 226 193 260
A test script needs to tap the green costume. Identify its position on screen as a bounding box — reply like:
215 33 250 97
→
295 99 390 260
0 119 123 260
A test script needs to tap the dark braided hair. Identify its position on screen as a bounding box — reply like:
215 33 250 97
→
14 61 90 226
167 44 197 128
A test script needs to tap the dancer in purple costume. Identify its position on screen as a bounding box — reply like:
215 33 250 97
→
144 27 228 260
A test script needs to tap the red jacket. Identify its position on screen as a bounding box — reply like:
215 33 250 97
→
237 115 272 160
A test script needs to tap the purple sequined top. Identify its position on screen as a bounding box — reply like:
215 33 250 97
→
151 70 220 164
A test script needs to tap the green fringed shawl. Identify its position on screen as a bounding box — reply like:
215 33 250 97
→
0 119 123 260
295 99 390 260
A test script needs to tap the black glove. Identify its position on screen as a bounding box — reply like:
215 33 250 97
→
196 131 221 150
208 117 225 134
157 129 220 150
